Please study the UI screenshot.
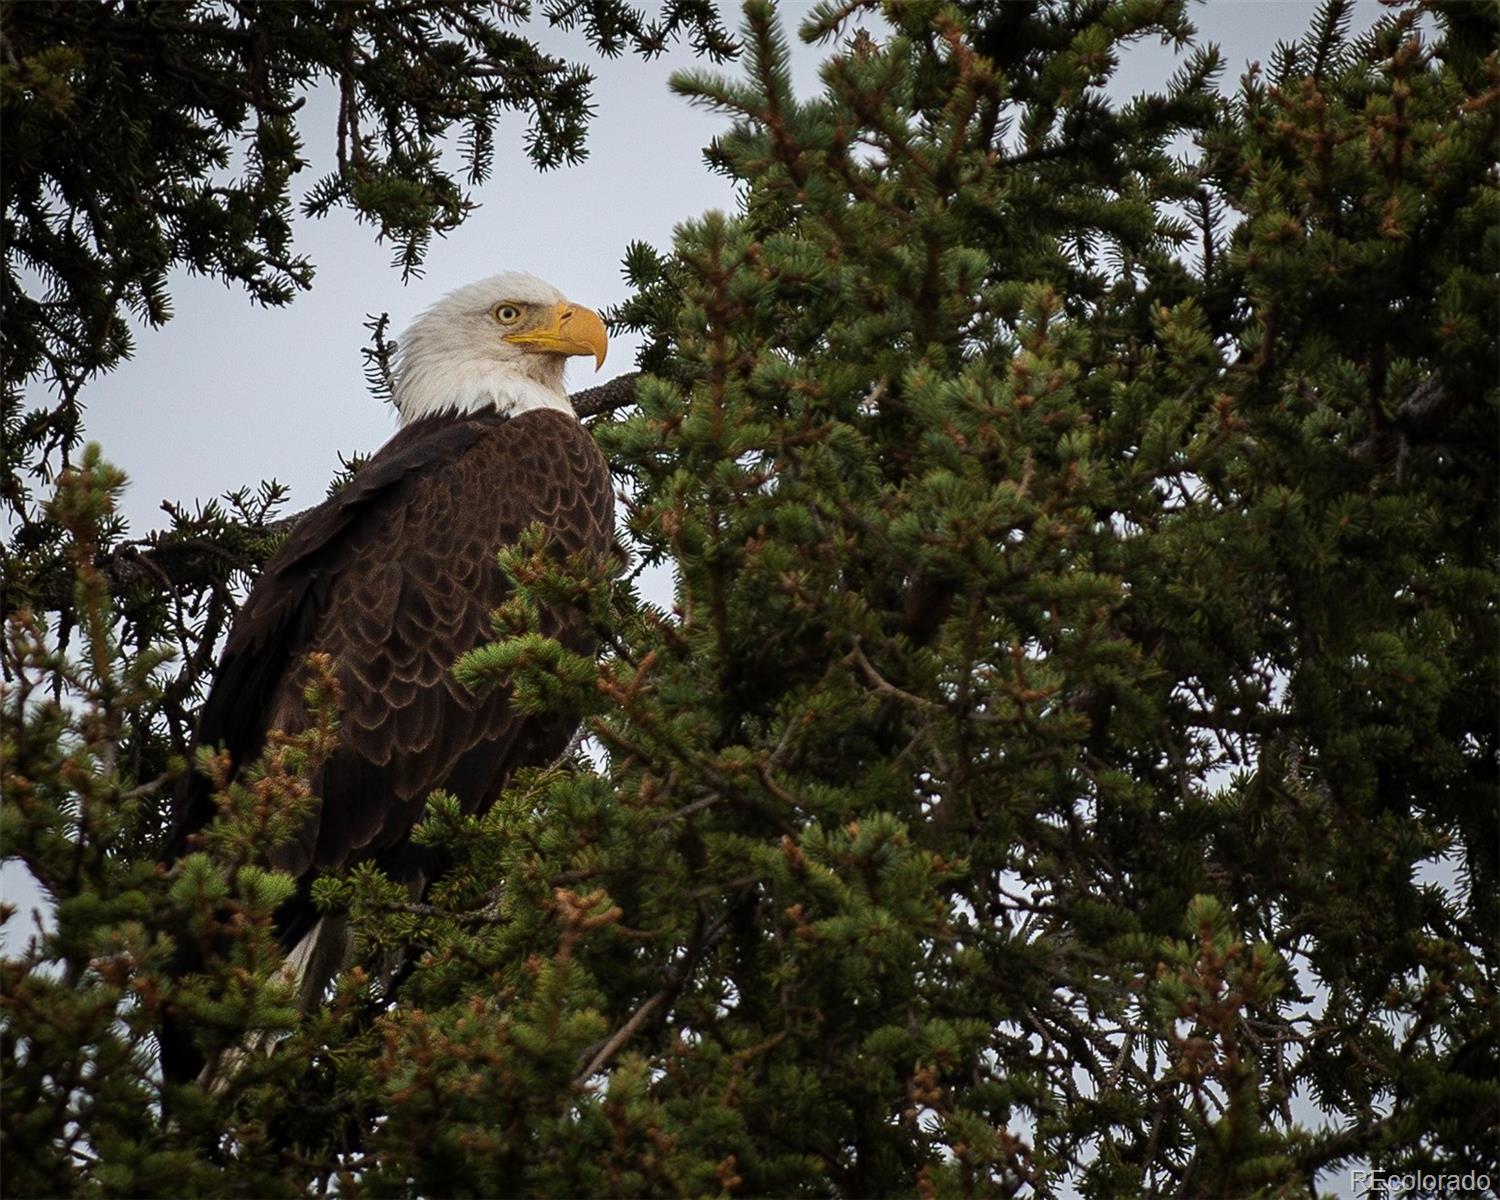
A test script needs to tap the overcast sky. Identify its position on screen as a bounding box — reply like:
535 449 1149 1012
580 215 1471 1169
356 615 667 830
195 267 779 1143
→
10 5 1401 1192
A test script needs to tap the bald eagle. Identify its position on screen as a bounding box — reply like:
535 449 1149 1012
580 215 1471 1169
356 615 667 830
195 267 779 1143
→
161 273 614 1084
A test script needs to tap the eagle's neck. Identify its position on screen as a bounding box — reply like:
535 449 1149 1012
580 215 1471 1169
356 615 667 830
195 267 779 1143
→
393 363 573 425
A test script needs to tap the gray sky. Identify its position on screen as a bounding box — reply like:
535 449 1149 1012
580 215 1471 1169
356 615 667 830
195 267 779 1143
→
9 4 1400 1194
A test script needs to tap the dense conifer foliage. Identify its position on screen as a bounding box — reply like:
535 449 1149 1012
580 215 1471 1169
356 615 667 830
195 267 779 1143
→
3 1 1495 1194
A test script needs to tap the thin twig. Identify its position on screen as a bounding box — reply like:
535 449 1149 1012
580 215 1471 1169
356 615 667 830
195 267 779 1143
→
571 910 733 1086
845 639 943 712
654 791 724 827
373 899 507 926
572 988 671 1086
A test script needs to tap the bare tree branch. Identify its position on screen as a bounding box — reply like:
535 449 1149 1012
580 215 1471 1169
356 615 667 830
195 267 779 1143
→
572 370 641 420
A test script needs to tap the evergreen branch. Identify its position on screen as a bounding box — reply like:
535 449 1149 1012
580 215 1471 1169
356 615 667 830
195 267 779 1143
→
572 909 733 1087
571 985 670 1085
653 790 725 827
372 899 509 926
1351 375 1466 470
845 639 943 713
1289 1109 1403 1177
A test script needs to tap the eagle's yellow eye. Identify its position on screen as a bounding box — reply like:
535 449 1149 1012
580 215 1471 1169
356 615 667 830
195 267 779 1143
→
493 303 522 325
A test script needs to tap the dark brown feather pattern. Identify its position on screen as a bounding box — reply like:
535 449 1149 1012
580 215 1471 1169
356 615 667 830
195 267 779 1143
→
168 405 613 907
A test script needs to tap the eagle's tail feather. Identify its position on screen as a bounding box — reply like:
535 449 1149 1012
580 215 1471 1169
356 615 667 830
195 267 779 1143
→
199 914 352 1094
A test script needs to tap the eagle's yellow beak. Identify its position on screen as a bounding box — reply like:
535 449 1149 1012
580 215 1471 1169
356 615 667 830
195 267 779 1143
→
504 301 608 370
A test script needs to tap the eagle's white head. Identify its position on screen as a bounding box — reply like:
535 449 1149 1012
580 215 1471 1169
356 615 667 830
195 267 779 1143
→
392 272 608 425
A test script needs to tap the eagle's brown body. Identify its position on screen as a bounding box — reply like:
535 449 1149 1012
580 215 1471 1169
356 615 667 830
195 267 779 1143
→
162 406 613 1082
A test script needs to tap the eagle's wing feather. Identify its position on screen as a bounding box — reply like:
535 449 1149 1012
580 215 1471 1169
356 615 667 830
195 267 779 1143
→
169 409 613 890
181 414 508 786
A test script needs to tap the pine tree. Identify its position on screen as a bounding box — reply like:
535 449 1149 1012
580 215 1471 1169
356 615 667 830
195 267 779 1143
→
3 1 1495 1194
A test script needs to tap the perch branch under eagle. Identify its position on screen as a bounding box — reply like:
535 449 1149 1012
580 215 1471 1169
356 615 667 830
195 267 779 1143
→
160 273 616 1085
